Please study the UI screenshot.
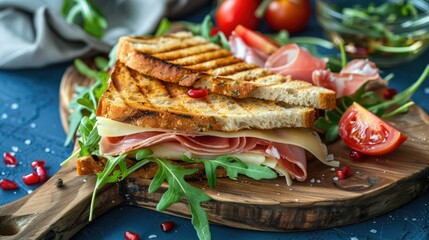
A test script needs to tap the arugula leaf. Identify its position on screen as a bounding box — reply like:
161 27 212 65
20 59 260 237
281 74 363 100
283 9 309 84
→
62 0 107 38
89 154 127 221
181 15 230 50
369 64 429 117
64 59 109 146
155 18 171 37
77 116 100 156
182 155 277 188
147 157 212 240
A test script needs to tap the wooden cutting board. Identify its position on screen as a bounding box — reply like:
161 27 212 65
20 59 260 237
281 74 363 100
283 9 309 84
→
1 65 429 239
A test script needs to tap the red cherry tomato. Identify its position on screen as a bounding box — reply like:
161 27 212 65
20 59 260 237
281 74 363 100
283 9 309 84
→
264 0 311 33
234 25 279 55
339 103 408 156
215 0 260 36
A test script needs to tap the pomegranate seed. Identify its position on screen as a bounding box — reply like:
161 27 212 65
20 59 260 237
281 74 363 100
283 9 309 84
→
3 152 18 166
336 166 352 180
22 172 39 185
31 160 45 168
188 88 208 98
383 88 398 100
350 150 362 161
0 179 18 190
161 221 175 232
124 230 139 240
35 166 47 182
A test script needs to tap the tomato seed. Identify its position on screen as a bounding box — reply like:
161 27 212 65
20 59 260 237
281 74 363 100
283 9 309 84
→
0 179 18 190
22 172 39 185
35 166 47 182
383 88 398 100
161 221 175 232
188 88 208 98
31 160 45 168
124 230 139 240
3 152 18 166
336 166 352 180
350 150 362 161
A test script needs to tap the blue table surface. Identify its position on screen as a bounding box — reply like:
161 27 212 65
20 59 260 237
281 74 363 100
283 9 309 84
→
1 2 429 240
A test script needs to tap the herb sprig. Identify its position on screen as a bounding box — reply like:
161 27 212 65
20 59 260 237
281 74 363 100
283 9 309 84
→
64 58 109 147
183 155 277 188
180 16 230 50
62 0 107 38
86 147 277 240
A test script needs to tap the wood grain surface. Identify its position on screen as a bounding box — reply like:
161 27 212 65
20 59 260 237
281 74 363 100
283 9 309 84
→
1 65 428 239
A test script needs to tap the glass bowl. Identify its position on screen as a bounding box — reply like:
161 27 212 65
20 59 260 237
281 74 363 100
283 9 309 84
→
316 0 429 67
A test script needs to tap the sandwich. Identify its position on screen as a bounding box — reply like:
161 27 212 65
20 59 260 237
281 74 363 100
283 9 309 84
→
76 61 338 185
73 31 339 240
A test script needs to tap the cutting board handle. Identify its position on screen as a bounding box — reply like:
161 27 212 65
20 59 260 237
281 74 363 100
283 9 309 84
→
0 159 122 240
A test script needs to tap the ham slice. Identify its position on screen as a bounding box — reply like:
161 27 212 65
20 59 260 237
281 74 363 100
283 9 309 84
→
312 59 387 98
265 44 327 83
100 132 309 181
229 32 268 67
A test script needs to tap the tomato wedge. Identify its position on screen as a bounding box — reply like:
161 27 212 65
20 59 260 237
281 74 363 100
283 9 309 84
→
234 25 280 55
338 103 408 155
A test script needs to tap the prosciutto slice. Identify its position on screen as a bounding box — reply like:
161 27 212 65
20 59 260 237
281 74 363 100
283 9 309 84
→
100 132 308 181
312 59 387 98
229 32 268 67
265 44 327 83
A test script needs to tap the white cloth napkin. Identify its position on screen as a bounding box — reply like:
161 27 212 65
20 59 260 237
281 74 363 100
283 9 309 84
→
0 0 208 69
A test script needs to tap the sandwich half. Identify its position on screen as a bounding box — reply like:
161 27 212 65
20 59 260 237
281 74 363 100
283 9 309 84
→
117 32 336 110
76 61 339 185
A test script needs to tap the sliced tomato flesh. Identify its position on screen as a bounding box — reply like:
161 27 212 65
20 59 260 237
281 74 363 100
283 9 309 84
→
339 103 408 156
234 25 280 55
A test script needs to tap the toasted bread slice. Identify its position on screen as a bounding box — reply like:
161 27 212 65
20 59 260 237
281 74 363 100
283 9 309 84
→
96 62 316 132
117 32 336 110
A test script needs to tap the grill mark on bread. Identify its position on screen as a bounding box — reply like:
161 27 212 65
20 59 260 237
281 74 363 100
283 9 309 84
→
170 49 232 66
172 113 193 119
127 52 202 87
127 33 207 55
207 62 259 76
122 110 158 123
226 68 273 81
185 56 243 71
153 43 220 61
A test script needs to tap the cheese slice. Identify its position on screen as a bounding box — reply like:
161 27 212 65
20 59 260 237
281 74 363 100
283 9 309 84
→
97 117 338 167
